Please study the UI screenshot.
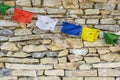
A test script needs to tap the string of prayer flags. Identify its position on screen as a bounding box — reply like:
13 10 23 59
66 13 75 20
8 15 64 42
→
36 15 58 31
0 3 12 14
12 8 33 23
81 27 100 42
103 32 120 44
60 22 82 36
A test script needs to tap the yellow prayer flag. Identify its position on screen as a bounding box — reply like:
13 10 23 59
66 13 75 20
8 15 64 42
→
81 27 100 42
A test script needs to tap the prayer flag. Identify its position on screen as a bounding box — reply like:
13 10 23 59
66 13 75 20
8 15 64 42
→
103 32 120 44
0 3 12 14
60 22 82 36
81 27 100 42
36 15 58 30
12 8 33 23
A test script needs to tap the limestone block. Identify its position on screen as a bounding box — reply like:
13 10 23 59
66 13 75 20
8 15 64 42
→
69 9 83 15
47 8 66 14
109 47 120 52
86 19 99 24
0 77 17 80
16 0 31 6
4 1 15 6
100 18 116 24
38 76 60 80
89 0 108 2
58 50 68 57
32 0 41 7
89 48 96 53
68 55 83 62
58 57 67 63
63 77 83 80
0 63 4 68
37 70 44 76
85 9 100 15
79 64 92 70
40 58 58 64
0 36 9 42
15 29 32 36
45 70 64 76
111 11 120 15
85 77 114 80
80 1 94 9
43 0 61 7
75 19 85 24
0 29 14 36
84 57 100 64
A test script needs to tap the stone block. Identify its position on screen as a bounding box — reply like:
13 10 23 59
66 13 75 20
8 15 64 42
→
16 0 31 6
32 0 41 7
32 52 45 58
58 57 67 63
0 77 17 80
0 63 4 68
4 1 15 7
93 62 120 68
58 50 68 57
0 29 14 36
85 77 115 80
54 62 79 70
62 0 79 8
85 9 100 15
0 69 12 77
68 55 83 62
94 25 120 31
100 18 116 24
86 19 99 24
89 48 96 53
69 9 83 15
84 57 100 64
37 70 44 76
0 36 9 42
109 47 120 52
63 77 83 80
65 70 97 76
6 63 53 70
79 64 92 70
75 19 85 24
43 0 61 7
47 8 66 14
111 11 120 15
15 29 32 36
45 70 64 76
80 1 93 9
40 58 58 64
89 0 108 2
38 76 60 80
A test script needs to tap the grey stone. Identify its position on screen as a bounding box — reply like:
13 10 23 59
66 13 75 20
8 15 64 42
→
0 36 9 42
100 18 116 24
117 4 120 10
117 40 120 46
45 52 58 57
33 27 49 34
32 52 45 58
0 52 6 57
95 3 104 9
40 34 62 40
94 25 120 31
47 8 66 14
0 29 14 36
0 69 12 77
111 11 120 15
32 0 41 7
19 77 31 80
16 0 31 6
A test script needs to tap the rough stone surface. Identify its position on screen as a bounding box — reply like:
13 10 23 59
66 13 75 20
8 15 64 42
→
84 57 100 64
45 70 64 76
0 36 9 42
0 29 14 36
85 9 100 15
68 55 83 62
87 19 99 24
38 76 60 80
40 58 58 64
100 18 116 24
79 64 92 70
85 77 114 80
63 77 83 80
43 0 61 7
16 0 31 6
15 29 32 36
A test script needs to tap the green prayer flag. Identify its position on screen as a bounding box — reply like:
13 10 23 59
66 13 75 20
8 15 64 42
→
103 32 120 44
0 3 12 14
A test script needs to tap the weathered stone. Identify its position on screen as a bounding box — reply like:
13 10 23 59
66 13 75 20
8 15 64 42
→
100 18 116 24
117 40 120 46
63 77 83 80
0 36 9 42
15 29 32 36
12 70 36 76
32 0 41 7
23 45 47 52
45 52 58 57
7 52 31 58
84 57 100 64
19 77 30 80
9 35 40 42
43 0 61 7
0 69 12 77
118 4 120 10
0 77 17 80
0 20 19 27
16 0 31 6
79 64 92 70
40 58 58 64
54 62 79 70
86 54 99 57
37 70 44 76
0 58 39 63
58 50 68 57
6 63 53 70
23 7 46 14
98 69 120 76
32 52 45 58
101 10 110 15
70 48 88 56
85 77 114 80
97 49 110 54
93 62 120 68
109 47 120 52
62 0 79 9
47 8 66 14
65 70 97 76
89 0 107 2
66 38 83 48
0 63 4 68
45 70 64 76
87 19 99 24
68 55 83 62
33 27 49 34
100 53 120 61
0 29 13 36
69 9 83 15
58 57 67 63
84 40 112 47
75 19 85 24
1 42 19 51
42 39 51 45
40 34 62 40
85 9 100 15
80 1 93 9
111 11 120 15
38 76 60 80
89 48 96 53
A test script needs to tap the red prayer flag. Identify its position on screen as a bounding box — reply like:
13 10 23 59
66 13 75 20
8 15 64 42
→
13 8 33 23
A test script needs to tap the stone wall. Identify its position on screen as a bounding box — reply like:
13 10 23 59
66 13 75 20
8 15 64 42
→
0 0 120 80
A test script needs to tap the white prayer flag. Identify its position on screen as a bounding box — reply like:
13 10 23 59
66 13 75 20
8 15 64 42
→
36 15 58 30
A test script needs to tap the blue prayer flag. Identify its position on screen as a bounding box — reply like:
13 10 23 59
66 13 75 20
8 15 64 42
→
60 22 82 36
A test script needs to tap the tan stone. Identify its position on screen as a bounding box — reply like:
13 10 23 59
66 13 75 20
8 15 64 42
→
58 50 68 57
16 0 31 6
101 10 110 15
43 0 61 7
86 19 99 24
68 55 83 62
6 63 53 70
37 71 44 76
40 58 58 64
47 8 66 14
89 48 96 53
4 1 15 6
32 0 41 7
12 70 36 76
23 45 47 52
54 62 79 70
84 40 112 47
42 39 51 45
0 77 17 80
85 77 114 80
100 18 116 24
0 63 4 68
15 29 32 36
69 9 83 15
65 70 97 76
109 46 120 52
1 42 19 51
93 62 120 68
63 77 83 80
84 57 100 64
79 64 92 70
80 1 94 9
0 58 39 63
98 69 120 76
38 76 60 80
85 9 100 15
62 0 79 9
75 19 85 24
66 38 83 48
58 57 67 63
97 48 110 54
89 0 108 2
45 70 64 76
